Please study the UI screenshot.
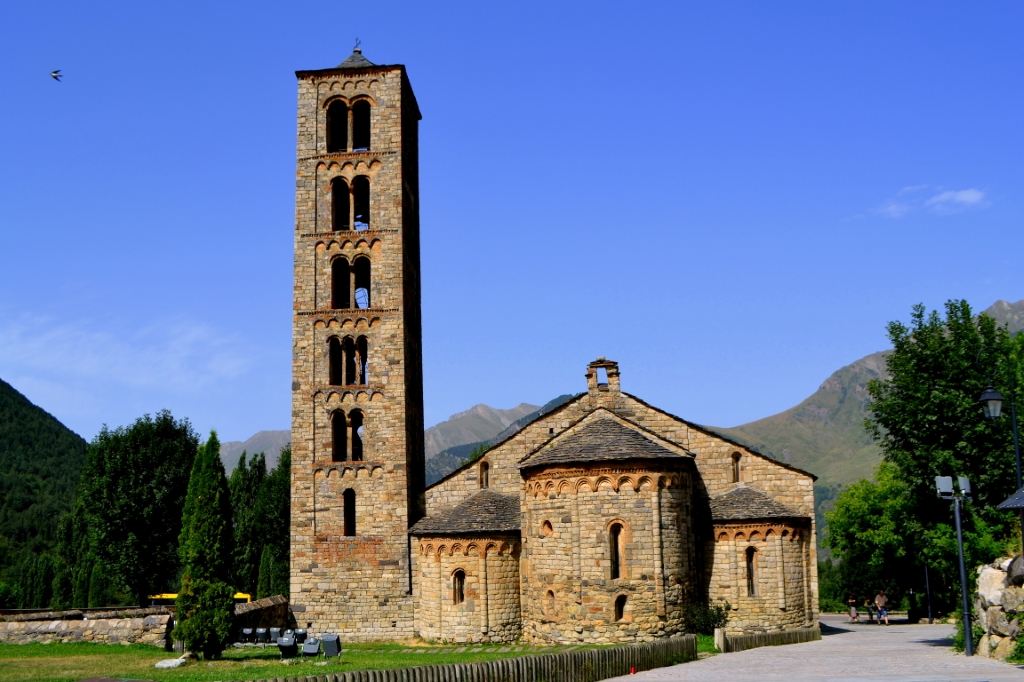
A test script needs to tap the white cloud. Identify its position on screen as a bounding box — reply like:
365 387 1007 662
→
873 186 989 218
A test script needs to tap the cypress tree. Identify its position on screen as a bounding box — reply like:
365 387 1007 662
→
256 545 274 600
88 560 110 608
228 451 266 595
173 431 235 659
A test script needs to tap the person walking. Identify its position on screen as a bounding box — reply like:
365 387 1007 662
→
864 597 875 623
847 592 859 622
875 590 890 625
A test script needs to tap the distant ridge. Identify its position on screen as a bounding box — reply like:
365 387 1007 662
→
0 378 87 576
220 430 290 473
425 403 539 459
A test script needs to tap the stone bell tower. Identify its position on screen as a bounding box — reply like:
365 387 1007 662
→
290 47 424 638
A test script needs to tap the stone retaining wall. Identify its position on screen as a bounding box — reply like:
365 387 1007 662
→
0 613 172 647
973 556 1022 660
723 626 821 653
237 634 696 682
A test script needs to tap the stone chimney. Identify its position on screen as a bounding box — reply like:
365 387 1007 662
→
586 357 620 394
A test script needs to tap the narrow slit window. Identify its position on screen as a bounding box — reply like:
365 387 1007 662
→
331 410 347 462
746 546 757 596
352 176 370 230
343 489 356 536
479 461 489 489
353 257 371 308
356 336 369 384
452 569 466 605
732 453 741 483
328 337 343 386
350 410 364 461
614 595 627 622
326 100 349 153
545 590 555 616
609 523 623 580
331 258 350 309
352 100 371 151
331 179 350 231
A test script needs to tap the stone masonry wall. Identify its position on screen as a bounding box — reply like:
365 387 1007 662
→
0 614 171 647
415 537 521 642
292 62 421 639
520 464 691 644
707 521 813 634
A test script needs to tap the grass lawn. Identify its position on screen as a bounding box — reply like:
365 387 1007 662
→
695 634 718 655
0 640 598 682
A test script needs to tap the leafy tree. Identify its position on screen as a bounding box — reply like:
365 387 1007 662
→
78 411 198 606
827 300 1022 613
88 560 112 608
174 431 235 659
246 447 291 600
228 451 267 594
255 545 275 600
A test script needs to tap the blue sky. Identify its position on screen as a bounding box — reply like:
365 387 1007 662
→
1 2 1021 442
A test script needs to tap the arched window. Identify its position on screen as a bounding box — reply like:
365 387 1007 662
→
540 520 553 537
353 256 371 308
328 337 343 386
342 337 356 385
331 410 347 462
746 546 757 596
479 461 489 489
356 336 369 384
343 488 356 536
609 523 624 580
352 176 370 230
331 178 350 231
352 100 371 151
326 100 349 153
452 569 466 605
331 257 350 309
732 453 741 483
614 595 627 622
350 410 364 461
545 590 555 616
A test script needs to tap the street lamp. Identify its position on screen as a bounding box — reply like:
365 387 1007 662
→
937 475 974 657
977 346 1023 551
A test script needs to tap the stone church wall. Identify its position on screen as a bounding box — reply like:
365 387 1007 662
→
414 537 521 642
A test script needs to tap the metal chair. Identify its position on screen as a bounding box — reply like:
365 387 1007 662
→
294 628 307 644
269 627 281 644
241 627 253 643
277 635 298 659
321 633 341 658
301 636 321 657
255 628 269 648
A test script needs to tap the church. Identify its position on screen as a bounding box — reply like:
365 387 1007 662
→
289 49 819 644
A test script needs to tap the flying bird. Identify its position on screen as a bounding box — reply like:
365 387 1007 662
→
50 70 62 82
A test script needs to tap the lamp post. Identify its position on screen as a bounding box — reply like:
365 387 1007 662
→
936 475 974 656
977 345 1022 551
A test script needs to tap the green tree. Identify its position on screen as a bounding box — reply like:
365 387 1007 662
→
52 503 93 609
78 411 198 606
255 545 275 600
88 560 111 608
250 447 291 600
173 431 235 659
826 300 1022 612
228 451 267 594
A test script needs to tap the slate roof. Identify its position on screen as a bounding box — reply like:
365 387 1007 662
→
337 48 376 69
520 417 687 469
999 486 1024 510
709 486 806 522
409 490 520 536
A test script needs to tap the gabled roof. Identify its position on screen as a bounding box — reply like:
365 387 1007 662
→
337 48 375 69
409 490 520 536
519 411 690 470
709 485 806 522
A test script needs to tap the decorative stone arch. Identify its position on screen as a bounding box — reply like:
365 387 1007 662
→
556 479 573 496
595 476 615 492
617 475 637 492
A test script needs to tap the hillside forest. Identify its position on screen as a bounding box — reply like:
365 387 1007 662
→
0 399 290 609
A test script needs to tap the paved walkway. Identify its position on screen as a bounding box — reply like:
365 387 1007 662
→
613 615 1024 682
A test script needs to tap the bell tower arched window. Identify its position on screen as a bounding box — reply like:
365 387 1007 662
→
332 178 350 231
328 337 343 386
331 258 350 310
353 257 371 308
331 410 347 462
352 100 371 151
343 488 356 536
326 100 349 153
609 523 624 580
350 409 364 461
352 176 370 230
356 335 369 383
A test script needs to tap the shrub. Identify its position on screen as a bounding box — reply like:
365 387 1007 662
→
682 600 730 635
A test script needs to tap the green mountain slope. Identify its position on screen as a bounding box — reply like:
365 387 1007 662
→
425 403 539 459
0 378 87 577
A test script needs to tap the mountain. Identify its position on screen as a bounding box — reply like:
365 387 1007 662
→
424 403 539 459
983 299 1024 335
425 395 576 485
0 378 88 578
220 430 291 473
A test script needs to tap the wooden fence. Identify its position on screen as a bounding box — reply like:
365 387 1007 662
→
232 634 697 682
724 627 821 653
